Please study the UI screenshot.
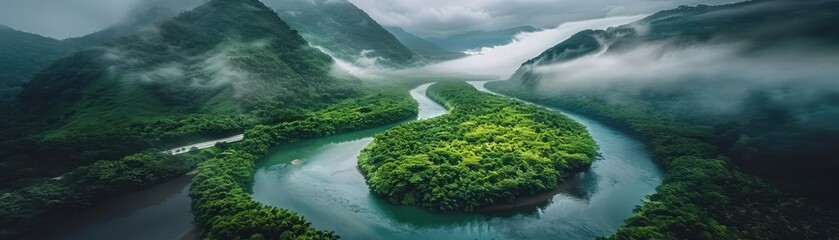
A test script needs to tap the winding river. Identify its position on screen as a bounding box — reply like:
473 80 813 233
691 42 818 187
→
36 82 661 240
251 82 663 239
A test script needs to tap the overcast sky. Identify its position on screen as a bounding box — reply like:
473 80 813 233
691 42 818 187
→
348 0 743 37
0 0 742 39
0 0 143 39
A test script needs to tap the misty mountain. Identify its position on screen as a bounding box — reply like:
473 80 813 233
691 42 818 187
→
0 0 209 106
500 0 839 203
426 26 541 52
384 26 465 62
266 0 419 67
18 0 357 134
0 26 67 105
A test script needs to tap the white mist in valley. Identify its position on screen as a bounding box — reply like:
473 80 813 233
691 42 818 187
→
529 40 839 127
421 15 647 78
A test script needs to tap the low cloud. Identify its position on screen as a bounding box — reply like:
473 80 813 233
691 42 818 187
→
530 40 839 123
348 0 742 38
421 15 646 78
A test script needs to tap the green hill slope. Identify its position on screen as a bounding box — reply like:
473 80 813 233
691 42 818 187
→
0 0 209 106
0 26 66 104
20 0 356 135
265 0 419 67
0 0 358 191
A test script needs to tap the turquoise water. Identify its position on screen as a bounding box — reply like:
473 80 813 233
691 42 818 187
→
251 82 663 239
38 82 662 240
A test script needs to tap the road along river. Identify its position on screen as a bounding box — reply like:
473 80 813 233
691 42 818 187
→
33 82 661 239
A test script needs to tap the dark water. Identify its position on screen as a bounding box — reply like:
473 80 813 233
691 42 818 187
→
38 82 662 240
31 175 195 240
251 82 663 239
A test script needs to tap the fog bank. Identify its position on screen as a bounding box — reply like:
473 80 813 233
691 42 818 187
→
420 15 645 78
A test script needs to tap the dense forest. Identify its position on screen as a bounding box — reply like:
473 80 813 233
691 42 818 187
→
507 0 839 205
358 82 597 212
0 87 418 239
0 0 207 106
191 91 418 239
486 81 839 239
0 0 359 192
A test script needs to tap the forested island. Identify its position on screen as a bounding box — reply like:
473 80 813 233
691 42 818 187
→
358 82 597 212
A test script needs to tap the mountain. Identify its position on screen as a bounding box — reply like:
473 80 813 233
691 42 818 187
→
384 26 465 62
499 0 839 203
265 0 419 67
0 26 67 105
18 0 357 135
0 0 209 106
513 0 839 84
427 26 541 52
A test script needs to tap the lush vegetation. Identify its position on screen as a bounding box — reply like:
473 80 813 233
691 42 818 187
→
0 1 201 106
357 82 596 212
269 0 418 66
0 0 359 191
0 150 212 239
0 25 69 105
509 0 839 204
486 81 839 239
190 91 418 239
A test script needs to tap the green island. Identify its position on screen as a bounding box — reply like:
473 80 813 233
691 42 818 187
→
485 81 839 239
358 82 597 212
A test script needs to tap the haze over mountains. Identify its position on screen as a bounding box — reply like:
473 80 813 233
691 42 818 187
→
498 0 839 203
0 0 838 239
267 0 419 67
426 26 541 52
384 26 465 61
0 0 209 105
20 0 357 131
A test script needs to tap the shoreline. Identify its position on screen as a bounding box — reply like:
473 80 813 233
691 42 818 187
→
477 173 585 213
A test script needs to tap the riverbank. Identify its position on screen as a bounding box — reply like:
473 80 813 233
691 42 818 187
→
483 80 839 239
252 81 661 240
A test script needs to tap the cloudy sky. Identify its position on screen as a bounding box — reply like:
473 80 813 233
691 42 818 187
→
1 0 741 39
0 0 143 39
348 0 743 37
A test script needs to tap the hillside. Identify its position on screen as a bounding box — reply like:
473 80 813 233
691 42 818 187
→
427 26 541 52
266 0 419 67
0 0 358 189
20 0 356 130
0 0 209 106
498 0 839 204
0 26 67 105
384 26 465 62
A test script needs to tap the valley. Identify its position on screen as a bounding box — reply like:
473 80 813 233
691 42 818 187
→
1 0 837 239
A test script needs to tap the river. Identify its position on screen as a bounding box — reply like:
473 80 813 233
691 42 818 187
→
250 82 663 239
35 82 661 240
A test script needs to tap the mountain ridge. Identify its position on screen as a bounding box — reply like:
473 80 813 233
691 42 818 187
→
267 0 419 67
